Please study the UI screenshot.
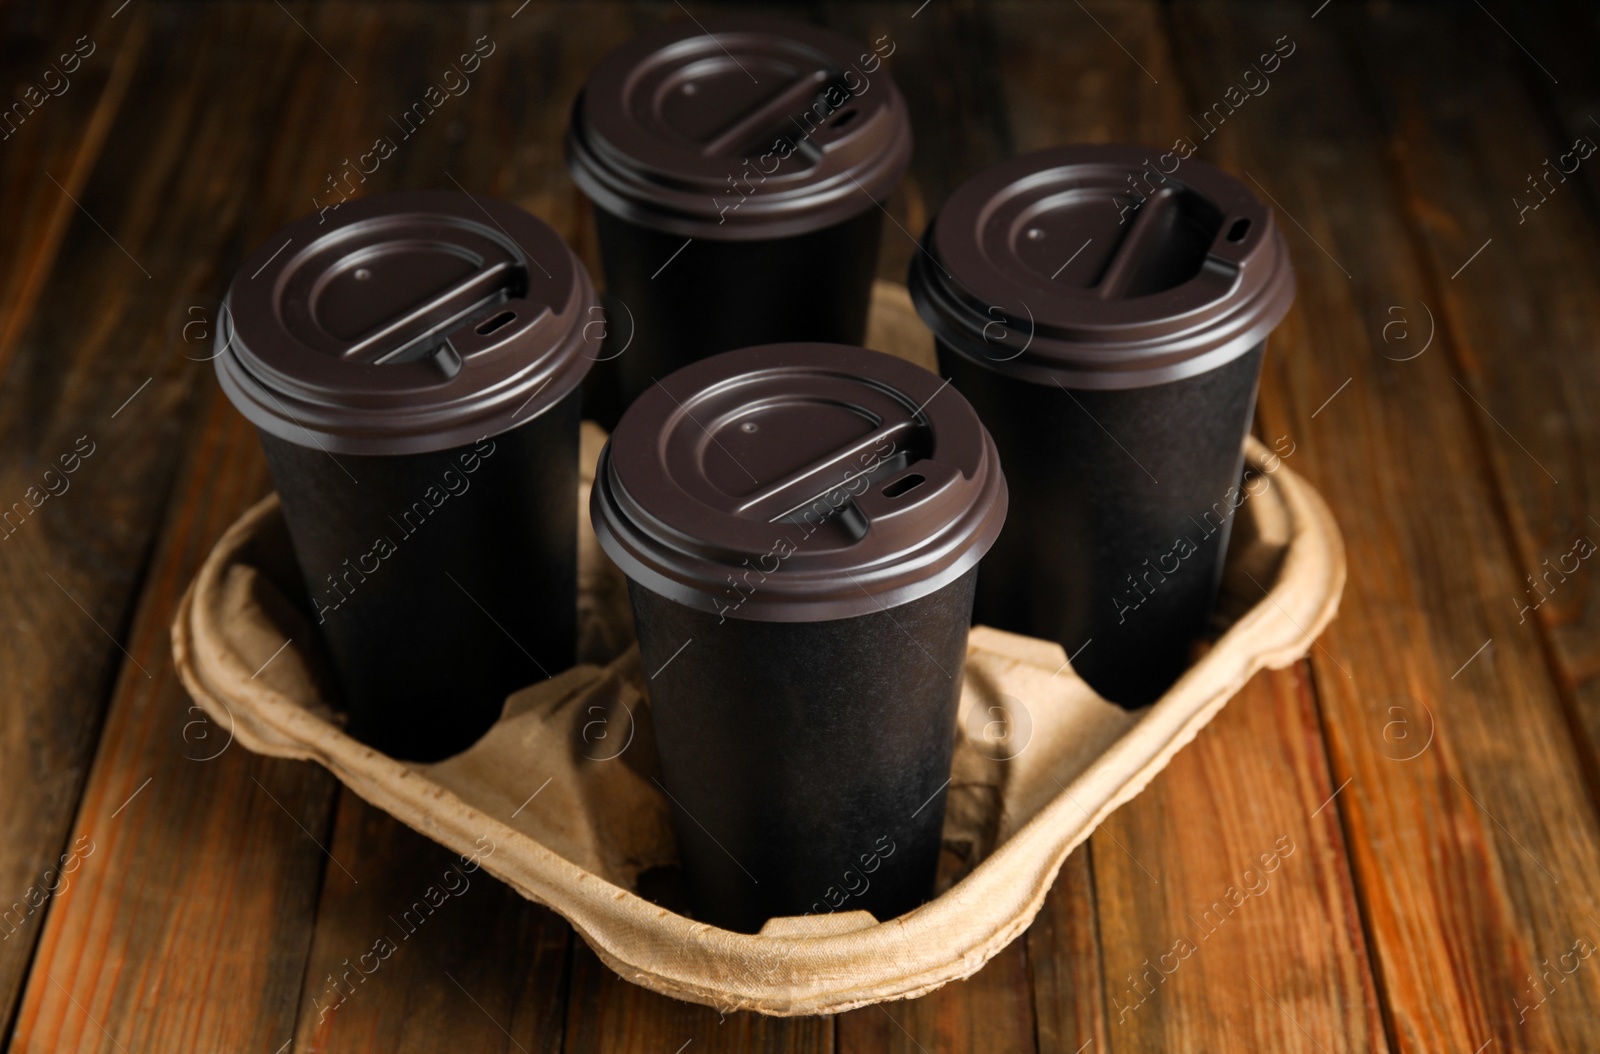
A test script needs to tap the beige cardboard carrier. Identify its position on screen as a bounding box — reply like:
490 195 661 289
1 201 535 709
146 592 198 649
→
172 284 1344 1016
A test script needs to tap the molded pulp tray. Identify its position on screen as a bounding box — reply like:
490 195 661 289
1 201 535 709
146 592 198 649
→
172 283 1345 1017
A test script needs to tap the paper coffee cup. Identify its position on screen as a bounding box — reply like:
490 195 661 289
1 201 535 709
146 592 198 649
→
566 18 913 424
215 190 600 760
910 145 1295 706
591 343 1006 932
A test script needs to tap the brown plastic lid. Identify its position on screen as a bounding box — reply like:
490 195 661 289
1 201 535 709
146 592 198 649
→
911 145 1295 390
216 190 600 456
565 16 912 241
591 343 1007 622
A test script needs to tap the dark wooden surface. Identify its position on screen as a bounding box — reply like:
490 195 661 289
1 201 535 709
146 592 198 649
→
3 2 1599 1051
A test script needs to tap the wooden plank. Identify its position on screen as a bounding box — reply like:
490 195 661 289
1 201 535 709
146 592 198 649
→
1025 849 1105 1054
0 0 146 1031
1092 670 1386 1052
1396 0 1600 773
834 943 1034 1054
2 4 400 1051
0 0 141 378
19 2 664 1045
290 795 571 1053
6 389 339 1054
990 3 1385 1050
1511 1 1600 223
1509 0 1600 858
1165 1 1600 1050
1347 6 1600 1042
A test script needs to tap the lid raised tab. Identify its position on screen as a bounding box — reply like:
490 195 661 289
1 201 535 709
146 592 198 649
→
911 145 1295 389
216 190 599 455
591 343 1007 622
566 17 912 241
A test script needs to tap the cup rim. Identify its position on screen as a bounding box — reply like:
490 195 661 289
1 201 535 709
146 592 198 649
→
909 145 1295 391
565 16 913 242
215 190 600 456
590 342 1007 622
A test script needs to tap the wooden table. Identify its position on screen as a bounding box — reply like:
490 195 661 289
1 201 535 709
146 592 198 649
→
3 1 1599 1050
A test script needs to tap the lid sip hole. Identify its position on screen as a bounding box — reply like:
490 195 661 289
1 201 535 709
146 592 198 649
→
882 473 925 499
474 310 517 336
829 108 859 130
1226 218 1252 243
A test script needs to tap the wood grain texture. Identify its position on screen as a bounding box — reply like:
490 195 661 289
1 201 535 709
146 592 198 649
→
993 3 1385 1050
12 2 623 1045
0 4 339 1051
1091 669 1385 1053
1166 2 1600 1050
291 796 571 1053
2 1 506 1051
1509 0 1600 889
0 0 145 1029
5 3 1600 1052
1512 1 1600 237
1358 1 1600 788
0 0 141 380
834 942 1036 1054
1025 849 1105 1054
7 386 337 1054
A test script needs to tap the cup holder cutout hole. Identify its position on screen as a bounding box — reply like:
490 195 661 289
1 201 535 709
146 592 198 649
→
1227 218 1251 243
883 473 925 499
475 310 517 336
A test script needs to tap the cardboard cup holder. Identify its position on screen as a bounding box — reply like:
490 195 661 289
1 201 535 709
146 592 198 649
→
173 283 1344 1016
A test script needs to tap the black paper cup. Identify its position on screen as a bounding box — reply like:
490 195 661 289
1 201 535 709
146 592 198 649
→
911 146 1295 708
253 393 578 761
591 207 882 418
629 569 976 933
216 190 600 761
940 342 1264 704
591 343 1006 933
567 17 912 423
